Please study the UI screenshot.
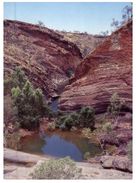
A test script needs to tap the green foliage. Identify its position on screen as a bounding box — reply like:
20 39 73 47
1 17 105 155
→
11 86 21 98
56 106 95 131
64 116 74 130
11 67 27 89
84 152 91 160
56 112 79 130
11 69 51 130
4 129 21 150
107 93 124 121
79 106 95 130
66 68 74 78
47 122 56 131
37 20 45 27
111 4 132 31
102 122 112 133
70 112 80 125
31 157 82 179
4 67 27 96
82 128 91 138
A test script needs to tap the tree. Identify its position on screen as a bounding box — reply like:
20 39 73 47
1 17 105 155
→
4 67 27 95
11 70 50 130
100 30 109 36
37 20 45 29
107 93 124 123
11 67 27 89
111 4 133 31
66 68 74 78
79 106 95 130
56 112 79 130
122 4 132 23
111 18 120 30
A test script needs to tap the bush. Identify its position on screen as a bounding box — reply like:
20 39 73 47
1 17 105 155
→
11 68 51 130
4 129 21 150
47 122 56 131
31 157 82 179
70 112 80 126
84 152 91 160
56 112 80 130
82 128 91 138
66 68 74 78
102 122 112 133
56 116 67 128
11 66 27 89
56 107 95 131
79 106 95 130
107 93 124 122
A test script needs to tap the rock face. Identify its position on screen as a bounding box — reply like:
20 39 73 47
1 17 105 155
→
4 20 82 97
59 21 132 114
58 31 106 57
100 155 132 173
4 148 132 179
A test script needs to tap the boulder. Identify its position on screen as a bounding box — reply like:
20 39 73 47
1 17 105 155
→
100 155 132 173
100 155 115 168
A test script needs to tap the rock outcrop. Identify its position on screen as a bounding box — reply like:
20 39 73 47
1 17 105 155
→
4 20 82 97
100 155 132 173
59 21 132 114
4 148 132 179
58 31 106 57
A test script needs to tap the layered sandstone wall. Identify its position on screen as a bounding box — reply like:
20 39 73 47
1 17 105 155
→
59 21 132 114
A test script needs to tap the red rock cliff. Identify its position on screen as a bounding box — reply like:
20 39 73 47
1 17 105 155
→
59 21 132 113
4 20 82 97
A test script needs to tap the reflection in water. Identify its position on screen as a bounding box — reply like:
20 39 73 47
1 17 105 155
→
42 134 82 161
20 134 45 154
20 131 102 161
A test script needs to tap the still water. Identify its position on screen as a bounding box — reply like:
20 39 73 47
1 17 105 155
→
20 131 102 161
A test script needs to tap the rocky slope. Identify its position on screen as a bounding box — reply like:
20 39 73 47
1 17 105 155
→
4 148 132 179
59 21 132 114
58 31 106 57
4 20 82 97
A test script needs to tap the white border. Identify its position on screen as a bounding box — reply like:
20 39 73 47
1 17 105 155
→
1 0 135 183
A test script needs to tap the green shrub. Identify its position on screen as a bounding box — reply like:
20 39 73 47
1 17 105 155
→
82 128 91 138
70 112 80 126
64 116 73 130
66 68 74 78
84 152 91 160
79 106 95 130
56 116 66 128
107 93 124 122
4 129 21 150
56 107 95 131
102 122 112 133
11 68 51 130
31 157 82 179
47 122 56 131
56 112 79 130
11 67 27 89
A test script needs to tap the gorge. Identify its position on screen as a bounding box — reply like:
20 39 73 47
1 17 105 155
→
4 19 132 179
